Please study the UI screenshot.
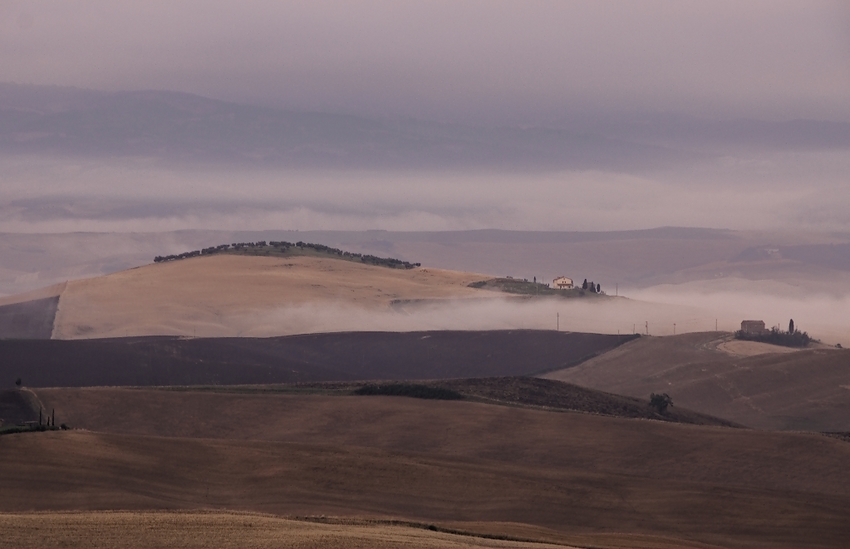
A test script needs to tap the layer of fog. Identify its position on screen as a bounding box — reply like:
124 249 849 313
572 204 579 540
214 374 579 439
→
160 293 848 348
629 285 850 346
186 297 705 340
2 149 849 234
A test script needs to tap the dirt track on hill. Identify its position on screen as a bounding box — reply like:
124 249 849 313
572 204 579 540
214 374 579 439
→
543 331 850 430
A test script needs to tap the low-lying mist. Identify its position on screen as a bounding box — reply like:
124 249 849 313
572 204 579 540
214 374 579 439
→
2 150 850 234
201 297 721 340
628 286 850 347
215 292 848 347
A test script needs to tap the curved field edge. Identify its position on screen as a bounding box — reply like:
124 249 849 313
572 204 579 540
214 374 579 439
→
0 511 577 549
0 510 721 549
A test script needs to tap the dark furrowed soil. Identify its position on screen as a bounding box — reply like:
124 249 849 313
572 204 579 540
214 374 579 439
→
0 296 58 339
0 330 633 388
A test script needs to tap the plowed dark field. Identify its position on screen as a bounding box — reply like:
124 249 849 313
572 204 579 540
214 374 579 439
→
0 296 58 339
0 330 634 388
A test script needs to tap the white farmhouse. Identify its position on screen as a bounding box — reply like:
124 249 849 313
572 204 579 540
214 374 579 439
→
553 276 573 290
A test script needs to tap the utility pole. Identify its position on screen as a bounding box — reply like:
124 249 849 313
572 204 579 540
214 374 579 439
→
645 321 649 335
616 283 618 296
673 323 676 335
557 312 560 331
716 318 718 331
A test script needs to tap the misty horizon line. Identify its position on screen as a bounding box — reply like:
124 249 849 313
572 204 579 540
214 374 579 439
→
5 80 850 128
4 80 850 174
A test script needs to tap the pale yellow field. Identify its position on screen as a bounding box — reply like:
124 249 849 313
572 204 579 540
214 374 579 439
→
0 511 579 549
715 338 803 357
51 255 493 339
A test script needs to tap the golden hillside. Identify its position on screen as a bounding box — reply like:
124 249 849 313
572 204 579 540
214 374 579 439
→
50 255 492 339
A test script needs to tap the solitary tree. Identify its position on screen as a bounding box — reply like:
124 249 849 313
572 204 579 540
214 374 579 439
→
15 378 21 388
596 283 601 293
789 318 795 334
582 279 588 290
650 393 673 414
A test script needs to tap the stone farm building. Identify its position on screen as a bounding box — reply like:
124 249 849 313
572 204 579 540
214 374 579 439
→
740 320 766 334
553 276 574 290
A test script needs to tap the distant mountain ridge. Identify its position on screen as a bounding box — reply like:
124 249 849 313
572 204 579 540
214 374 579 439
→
5 83 848 170
0 83 681 170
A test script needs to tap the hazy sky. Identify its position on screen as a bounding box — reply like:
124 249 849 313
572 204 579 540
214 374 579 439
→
2 1 849 124
2 1 850 235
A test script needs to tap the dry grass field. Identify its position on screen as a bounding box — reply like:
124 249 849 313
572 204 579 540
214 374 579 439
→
0 511 579 549
34 382 739 443
49 254 493 339
544 332 850 430
2 405 849 548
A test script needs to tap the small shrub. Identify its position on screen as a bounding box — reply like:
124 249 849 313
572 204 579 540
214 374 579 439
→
650 393 673 414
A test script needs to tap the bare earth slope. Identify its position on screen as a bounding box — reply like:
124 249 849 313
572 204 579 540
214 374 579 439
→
0 330 627 387
4 394 850 549
0 296 58 339
544 332 850 430
50 254 492 339
0 283 65 339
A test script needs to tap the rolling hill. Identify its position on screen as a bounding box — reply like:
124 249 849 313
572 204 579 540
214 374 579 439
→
30 377 735 431
543 331 850 431
0 253 496 339
2 395 849 549
3 228 849 346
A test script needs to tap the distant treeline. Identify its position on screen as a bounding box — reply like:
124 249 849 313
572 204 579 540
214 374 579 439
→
153 240 421 270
